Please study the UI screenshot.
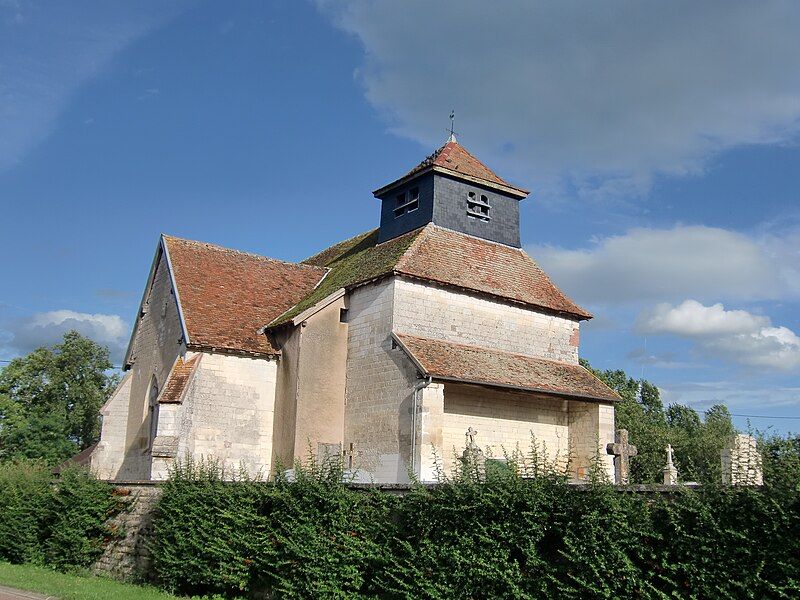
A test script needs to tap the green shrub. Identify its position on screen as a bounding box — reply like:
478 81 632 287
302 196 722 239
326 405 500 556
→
0 460 120 570
44 465 121 569
0 460 52 564
151 459 800 599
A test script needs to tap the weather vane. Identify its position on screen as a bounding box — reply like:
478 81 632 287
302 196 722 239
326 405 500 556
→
447 110 458 141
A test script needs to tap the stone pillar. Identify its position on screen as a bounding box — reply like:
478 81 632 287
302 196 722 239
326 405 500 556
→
416 382 445 483
721 434 763 485
568 400 615 482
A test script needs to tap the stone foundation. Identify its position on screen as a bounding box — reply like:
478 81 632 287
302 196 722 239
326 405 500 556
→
93 483 162 581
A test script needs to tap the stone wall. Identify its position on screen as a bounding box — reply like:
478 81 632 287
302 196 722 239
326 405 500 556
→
151 352 278 479
392 277 580 363
568 400 615 481
273 295 349 467
92 372 133 480
120 250 186 480
440 383 571 476
344 279 418 483
93 483 162 581
721 433 764 485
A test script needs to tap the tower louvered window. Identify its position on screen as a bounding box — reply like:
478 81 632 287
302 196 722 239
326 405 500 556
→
467 191 490 221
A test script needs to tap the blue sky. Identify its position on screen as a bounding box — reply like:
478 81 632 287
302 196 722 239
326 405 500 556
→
2 1 800 433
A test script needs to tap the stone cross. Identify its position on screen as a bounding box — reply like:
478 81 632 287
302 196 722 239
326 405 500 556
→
663 443 678 485
461 427 485 479
606 429 637 485
466 427 478 445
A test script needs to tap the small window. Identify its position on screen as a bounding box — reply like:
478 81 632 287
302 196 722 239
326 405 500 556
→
393 187 419 217
339 308 349 323
467 190 491 221
147 378 160 449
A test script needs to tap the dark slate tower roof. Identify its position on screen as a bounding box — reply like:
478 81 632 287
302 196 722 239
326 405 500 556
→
373 137 530 247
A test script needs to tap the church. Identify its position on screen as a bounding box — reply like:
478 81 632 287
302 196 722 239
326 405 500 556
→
91 137 620 483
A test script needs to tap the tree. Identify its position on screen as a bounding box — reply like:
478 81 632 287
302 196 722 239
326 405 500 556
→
0 331 118 464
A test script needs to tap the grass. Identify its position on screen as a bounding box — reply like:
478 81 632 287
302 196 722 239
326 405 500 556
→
0 562 183 600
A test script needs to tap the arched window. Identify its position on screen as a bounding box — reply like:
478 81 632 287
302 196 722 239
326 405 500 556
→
148 377 160 449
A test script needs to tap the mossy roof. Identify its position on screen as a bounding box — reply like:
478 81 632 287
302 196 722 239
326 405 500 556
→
266 227 425 327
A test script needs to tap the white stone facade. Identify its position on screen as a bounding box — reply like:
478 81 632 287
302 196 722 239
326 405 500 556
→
393 277 580 363
96 267 614 484
151 352 278 480
344 279 419 482
441 384 571 476
92 372 133 480
341 276 615 483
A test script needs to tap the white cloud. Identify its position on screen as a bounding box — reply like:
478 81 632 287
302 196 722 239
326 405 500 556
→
5 309 129 363
529 225 799 305
637 300 800 372
318 0 800 197
638 300 770 337
0 1 191 170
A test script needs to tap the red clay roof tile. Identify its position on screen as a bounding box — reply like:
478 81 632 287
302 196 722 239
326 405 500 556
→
395 226 591 319
158 355 201 404
376 140 528 197
163 236 326 356
271 224 590 326
394 333 620 402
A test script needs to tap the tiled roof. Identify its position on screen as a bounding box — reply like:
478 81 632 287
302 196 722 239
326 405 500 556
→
270 224 589 327
393 333 620 402
269 227 424 326
395 226 591 319
375 140 528 197
158 355 201 404
164 235 327 356
54 442 98 474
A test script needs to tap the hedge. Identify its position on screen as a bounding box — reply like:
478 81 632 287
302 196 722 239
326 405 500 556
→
0 460 121 570
150 459 800 599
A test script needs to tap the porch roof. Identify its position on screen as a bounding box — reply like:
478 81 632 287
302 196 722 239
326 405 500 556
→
392 333 620 403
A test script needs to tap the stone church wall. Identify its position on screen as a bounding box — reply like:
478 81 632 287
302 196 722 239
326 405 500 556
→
345 279 418 483
440 383 571 476
392 277 579 363
273 296 348 469
568 399 615 481
92 372 133 479
154 352 278 479
117 251 186 480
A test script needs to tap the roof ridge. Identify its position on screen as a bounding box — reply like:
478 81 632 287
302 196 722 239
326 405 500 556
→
301 228 378 266
393 223 435 272
162 234 325 272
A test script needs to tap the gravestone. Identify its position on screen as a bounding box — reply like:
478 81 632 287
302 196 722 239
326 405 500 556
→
721 434 763 485
663 443 678 485
460 427 486 479
606 429 637 485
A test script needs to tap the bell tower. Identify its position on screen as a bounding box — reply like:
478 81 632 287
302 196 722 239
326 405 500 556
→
373 136 529 247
